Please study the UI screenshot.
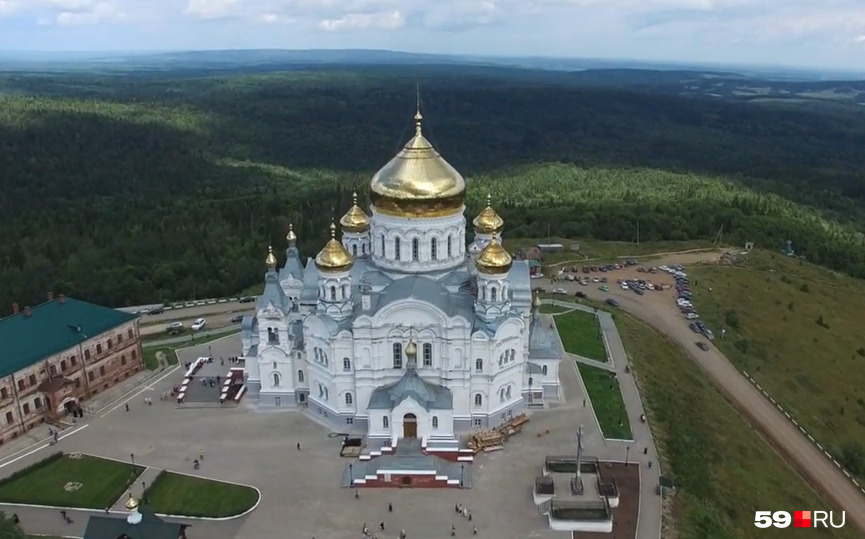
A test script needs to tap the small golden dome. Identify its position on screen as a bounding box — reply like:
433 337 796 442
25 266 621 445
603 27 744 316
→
286 223 297 244
125 496 139 511
315 222 354 273
405 340 417 357
340 191 371 233
473 193 504 235
369 109 466 218
476 237 513 275
265 245 277 269
532 291 542 309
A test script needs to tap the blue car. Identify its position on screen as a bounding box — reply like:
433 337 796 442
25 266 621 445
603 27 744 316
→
606 298 620 307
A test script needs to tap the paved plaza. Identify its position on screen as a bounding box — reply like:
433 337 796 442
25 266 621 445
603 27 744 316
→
0 311 662 539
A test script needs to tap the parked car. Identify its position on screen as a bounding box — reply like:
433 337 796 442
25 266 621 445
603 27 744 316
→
239 296 255 303
575 291 586 298
606 298 619 307
230 315 244 323
684 312 700 320
696 342 709 351
148 306 165 315
191 318 206 331
689 322 701 333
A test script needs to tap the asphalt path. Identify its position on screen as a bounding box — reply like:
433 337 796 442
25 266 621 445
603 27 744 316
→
553 258 865 533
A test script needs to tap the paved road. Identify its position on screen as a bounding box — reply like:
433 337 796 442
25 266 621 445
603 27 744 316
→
144 328 241 349
553 262 865 534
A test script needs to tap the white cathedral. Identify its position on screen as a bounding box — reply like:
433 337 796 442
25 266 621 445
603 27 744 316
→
241 108 564 442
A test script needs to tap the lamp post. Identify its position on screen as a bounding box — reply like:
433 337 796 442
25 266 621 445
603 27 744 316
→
141 481 147 504
625 446 630 466
130 453 135 468
349 463 354 487
460 465 465 488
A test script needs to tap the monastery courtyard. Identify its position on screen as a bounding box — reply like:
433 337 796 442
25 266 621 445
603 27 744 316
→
0 324 656 539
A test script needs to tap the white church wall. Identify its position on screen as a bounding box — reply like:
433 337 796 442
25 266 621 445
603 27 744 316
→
370 209 467 273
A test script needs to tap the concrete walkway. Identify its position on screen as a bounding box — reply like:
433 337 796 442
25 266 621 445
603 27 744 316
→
110 466 165 511
545 298 663 539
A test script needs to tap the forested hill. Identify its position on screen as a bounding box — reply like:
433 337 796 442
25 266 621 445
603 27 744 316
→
1 64 865 308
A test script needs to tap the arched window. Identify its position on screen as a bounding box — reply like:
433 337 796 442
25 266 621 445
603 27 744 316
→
422 343 432 367
330 286 337 301
500 388 506 402
431 237 437 260
447 235 453 258
272 373 280 387
474 394 483 406
318 384 324 397
383 416 389 429
345 392 353 405
324 388 329 401
352 244 357 257
395 237 401 260
506 386 512 399
412 238 419 261
381 235 386 255
542 365 548 375
272 361 277 369
490 287 497 302
432 416 439 429
393 343 403 368
297 370 304 383
343 284 349 298
475 358 483 372
343 358 351 371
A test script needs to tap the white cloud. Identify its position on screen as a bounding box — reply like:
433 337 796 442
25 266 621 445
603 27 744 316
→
318 10 404 31
185 0 241 19
0 0 20 16
34 0 124 25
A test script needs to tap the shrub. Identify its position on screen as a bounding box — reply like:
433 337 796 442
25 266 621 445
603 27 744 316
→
799 283 810 292
724 310 740 329
0 452 63 488
839 442 865 476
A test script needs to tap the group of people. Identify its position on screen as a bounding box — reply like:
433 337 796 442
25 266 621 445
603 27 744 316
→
453 504 478 535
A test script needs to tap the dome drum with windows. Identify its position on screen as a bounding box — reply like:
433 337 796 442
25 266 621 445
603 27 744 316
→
369 109 466 218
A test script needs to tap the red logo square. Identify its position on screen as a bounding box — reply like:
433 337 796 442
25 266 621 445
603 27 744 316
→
794 511 811 528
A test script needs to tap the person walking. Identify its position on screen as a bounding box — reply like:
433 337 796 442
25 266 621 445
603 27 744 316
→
199 449 205 461
388 502 393 512
473 525 478 535
125 403 129 412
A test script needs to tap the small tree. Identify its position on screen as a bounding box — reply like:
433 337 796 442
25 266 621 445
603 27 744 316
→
0 512 24 539
724 310 740 329
840 442 865 476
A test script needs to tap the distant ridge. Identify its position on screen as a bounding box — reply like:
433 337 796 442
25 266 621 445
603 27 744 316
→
0 48 862 81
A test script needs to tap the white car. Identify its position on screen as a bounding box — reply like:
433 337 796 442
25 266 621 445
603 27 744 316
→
684 313 700 320
191 318 206 331
620 282 629 290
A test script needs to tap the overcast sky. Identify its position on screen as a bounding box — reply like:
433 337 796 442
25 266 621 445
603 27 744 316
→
1 0 864 70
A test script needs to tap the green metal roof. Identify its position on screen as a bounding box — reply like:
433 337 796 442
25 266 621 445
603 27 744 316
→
83 508 183 539
0 298 137 379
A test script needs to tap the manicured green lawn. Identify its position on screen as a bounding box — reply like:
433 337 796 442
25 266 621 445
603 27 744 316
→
553 310 606 361
540 304 572 314
144 472 259 518
577 363 633 440
0 453 142 509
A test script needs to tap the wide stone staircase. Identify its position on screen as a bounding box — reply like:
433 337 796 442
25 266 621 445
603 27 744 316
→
177 378 223 408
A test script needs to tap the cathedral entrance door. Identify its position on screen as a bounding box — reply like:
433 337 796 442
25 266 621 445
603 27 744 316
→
403 414 418 439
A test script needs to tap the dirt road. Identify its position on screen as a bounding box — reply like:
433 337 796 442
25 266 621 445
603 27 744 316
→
552 252 865 533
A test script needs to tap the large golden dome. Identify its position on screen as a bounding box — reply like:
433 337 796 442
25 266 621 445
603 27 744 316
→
369 110 466 218
473 194 504 234
315 223 354 273
340 191 371 233
476 237 513 275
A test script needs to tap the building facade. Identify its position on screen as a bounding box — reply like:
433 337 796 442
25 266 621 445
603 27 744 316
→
0 294 143 445
241 109 564 442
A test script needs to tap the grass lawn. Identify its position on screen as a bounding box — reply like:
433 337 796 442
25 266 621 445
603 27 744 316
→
0 453 142 509
688 250 865 481
142 347 178 370
577 362 632 440
614 309 856 539
144 472 259 518
540 304 572 314
552 310 606 361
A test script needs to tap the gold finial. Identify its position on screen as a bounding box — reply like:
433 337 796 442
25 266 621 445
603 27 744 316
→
352 190 358 205
286 223 297 244
414 84 423 135
125 493 139 511
265 245 277 269
405 339 417 357
329 221 337 239
486 193 492 207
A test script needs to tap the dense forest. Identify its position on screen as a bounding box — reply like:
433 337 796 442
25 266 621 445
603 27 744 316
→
1 64 865 308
